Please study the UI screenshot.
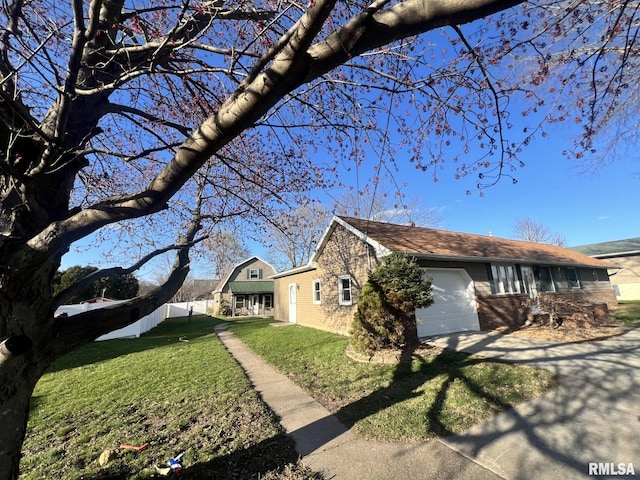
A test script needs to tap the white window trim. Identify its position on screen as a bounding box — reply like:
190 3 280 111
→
491 264 522 295
338 275 352 306
234 295 245 309
263 294 273 309
312 279 322 305
248 268 261 279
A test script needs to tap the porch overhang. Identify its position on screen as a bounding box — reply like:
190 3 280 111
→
228 281 274 294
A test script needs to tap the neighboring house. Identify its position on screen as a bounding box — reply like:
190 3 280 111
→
213 257 276 316
191 279 220 300
272 216 618 337
571 237 640 301
80 297 116 304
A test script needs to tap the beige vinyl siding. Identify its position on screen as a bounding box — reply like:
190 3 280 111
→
233 258 274 282
606 255 640 299
273 276 291 322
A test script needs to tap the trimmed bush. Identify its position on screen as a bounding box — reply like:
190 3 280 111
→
217 298 232 316
350 252 433 355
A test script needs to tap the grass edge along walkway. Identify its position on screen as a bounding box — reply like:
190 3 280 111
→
226 317 559 442
22 315 319 480
215 322 506 480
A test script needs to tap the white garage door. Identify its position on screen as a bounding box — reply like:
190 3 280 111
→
416 268 480 337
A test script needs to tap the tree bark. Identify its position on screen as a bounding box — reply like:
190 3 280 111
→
0 278 56 480
0 356 43 480
0 1 536 477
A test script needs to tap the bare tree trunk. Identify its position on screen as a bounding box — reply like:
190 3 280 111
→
0 257 58 479
403 312 420 351
0 359 42 480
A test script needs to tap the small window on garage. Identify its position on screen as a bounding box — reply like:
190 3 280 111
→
338 276 352 306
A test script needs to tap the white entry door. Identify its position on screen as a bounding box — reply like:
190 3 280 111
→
288 283 297 323
415 268 480 337
251 295 260 315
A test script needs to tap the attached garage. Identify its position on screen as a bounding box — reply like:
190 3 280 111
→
416 268 480 337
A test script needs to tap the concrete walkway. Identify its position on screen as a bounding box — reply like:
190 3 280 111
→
426 329 640 480
215 324 640 479
214 324 502 480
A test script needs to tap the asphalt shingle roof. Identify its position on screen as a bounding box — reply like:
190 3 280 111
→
571 237 640 257
337 216 614 268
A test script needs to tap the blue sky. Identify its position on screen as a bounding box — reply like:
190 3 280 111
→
396 123 639 246
60 26 640 280
61 118 638 280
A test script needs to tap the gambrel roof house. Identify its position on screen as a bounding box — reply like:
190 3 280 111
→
272 217 617 337
571 237 640 301
213 256 276 317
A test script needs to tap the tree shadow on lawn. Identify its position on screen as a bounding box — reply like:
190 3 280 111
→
336 347 520 438
47 315 223 373
306 332 640 479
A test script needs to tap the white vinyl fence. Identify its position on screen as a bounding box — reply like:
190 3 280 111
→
55 299 214 341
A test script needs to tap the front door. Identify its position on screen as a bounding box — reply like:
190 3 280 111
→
251 295 260 316
288 284 297 323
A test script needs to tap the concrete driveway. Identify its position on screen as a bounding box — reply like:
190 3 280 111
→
425 329 640 479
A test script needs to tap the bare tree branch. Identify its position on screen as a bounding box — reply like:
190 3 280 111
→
53 235 208 307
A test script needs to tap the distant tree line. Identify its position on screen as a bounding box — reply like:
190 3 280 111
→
53 266 139 304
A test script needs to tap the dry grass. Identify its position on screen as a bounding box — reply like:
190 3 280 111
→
507 325 626 343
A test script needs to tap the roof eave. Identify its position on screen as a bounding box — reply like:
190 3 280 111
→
407 252 615 269
270 263 318 279
591 250 640 259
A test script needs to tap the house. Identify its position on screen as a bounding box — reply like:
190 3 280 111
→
272 216 618 337
571 237 640 301
212 257 276 316
80 297 116 304
191 279 220 300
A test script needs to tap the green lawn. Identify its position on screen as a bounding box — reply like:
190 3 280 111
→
611 301 640 328
227 318 559 441
22 316 317 480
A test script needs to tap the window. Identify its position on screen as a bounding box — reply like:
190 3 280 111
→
235 295 245 309
566 268 581 289
312 279 322 304
338 276 352 306
264 294 272 309
247 268 262 279
535 266 556 292
490 264 522 294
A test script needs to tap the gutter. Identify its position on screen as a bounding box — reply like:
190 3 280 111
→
405 252 618 269
591 250 640 259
